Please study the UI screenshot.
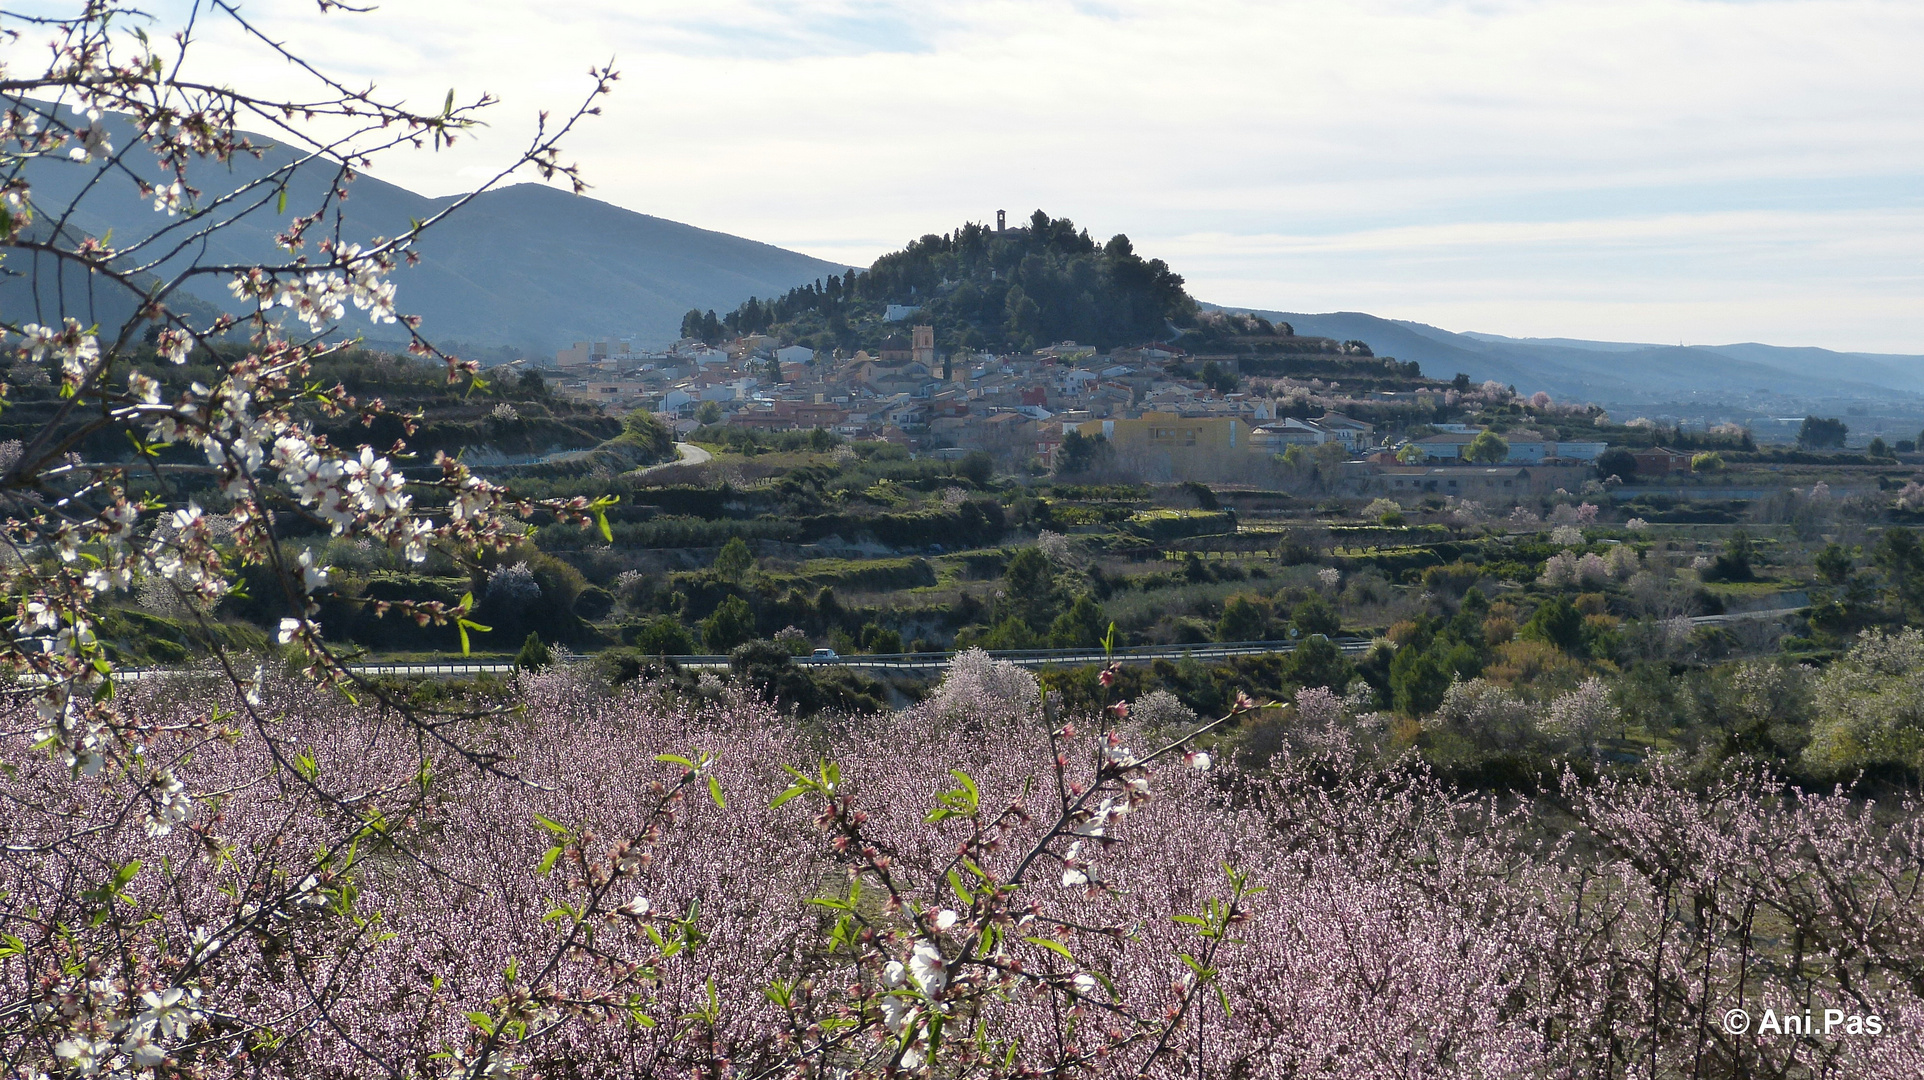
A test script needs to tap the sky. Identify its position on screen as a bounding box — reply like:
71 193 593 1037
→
20 0 1924 352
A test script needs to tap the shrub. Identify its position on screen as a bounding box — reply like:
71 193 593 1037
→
1700 529 1756 583
487 561 541 609
926 647 1041 719
1430 678 1536 750
1597 447 1638 479
1805 628 1924 777
728 639 841 715
1048 595 1109 649
701 596 757 652
1522 596 1586 655
514 631 552 671
1286 635 1355 692
858 622 904 654
1422 561 1482 597
1544 676 1619 758
774 625 813 656
1292 593 1341 637
1539 551 1578 589
713 537 755 581
627 616 695 656
1485 638 1587 689
958 615 1042 651
1217 595 1269 642
1390 645 1453 715
1465 430 1509 463
1363 497 1402 523
616 407 676 464
955 449 995 485
1576 553 1609 588
573 585 615 621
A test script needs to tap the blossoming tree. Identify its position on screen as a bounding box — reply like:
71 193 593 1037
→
3 6 1923 1080
0 0 626 770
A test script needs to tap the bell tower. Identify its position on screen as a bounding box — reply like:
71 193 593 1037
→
912 324 936 368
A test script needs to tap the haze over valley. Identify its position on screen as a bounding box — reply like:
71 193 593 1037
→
22 112 1920 435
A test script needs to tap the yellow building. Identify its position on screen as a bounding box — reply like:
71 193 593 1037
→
1075 412 1258 478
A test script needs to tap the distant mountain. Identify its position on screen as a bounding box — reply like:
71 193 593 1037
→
11 108 848 354
20 110 1916 399
1219 309 1924 412
378 183 852 352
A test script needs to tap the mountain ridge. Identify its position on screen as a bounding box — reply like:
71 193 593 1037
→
11 107 850 353
1216 308 1924 413
11 103 1915 406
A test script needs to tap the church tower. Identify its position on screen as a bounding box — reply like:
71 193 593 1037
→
912 324 936 369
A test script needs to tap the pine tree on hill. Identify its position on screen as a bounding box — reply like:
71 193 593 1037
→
719 212 1199 355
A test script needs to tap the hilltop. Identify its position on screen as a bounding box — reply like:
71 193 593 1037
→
17 102 1918 417
697 210 1197 356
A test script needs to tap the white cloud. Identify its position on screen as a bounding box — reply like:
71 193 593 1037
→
27 0 1923 350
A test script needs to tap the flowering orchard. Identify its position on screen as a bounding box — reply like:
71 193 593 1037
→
2 4 1922 1078
5 662 1922 1078
0 0 629 778
0 1 622 1071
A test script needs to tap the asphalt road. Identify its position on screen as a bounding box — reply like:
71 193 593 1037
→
1687 605 1804 626
332 638 1374 680
341 608 1810 680
642 442 710 471
97 609 1810 684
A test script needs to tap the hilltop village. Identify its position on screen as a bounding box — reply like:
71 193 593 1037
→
543 323 1643 500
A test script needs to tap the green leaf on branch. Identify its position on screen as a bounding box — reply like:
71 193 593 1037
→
1023 936 1076 963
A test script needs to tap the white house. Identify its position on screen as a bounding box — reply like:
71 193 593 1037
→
1252 418 1328 451
1552 440 1607 461
1314 413 1377 449
675 345 729 367
1413 431 1604 463
699 380 754 403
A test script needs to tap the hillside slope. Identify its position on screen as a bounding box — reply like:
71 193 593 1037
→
1226 309 1924 411
704 211 1197 355
389 183 850 351
14 108 847 353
